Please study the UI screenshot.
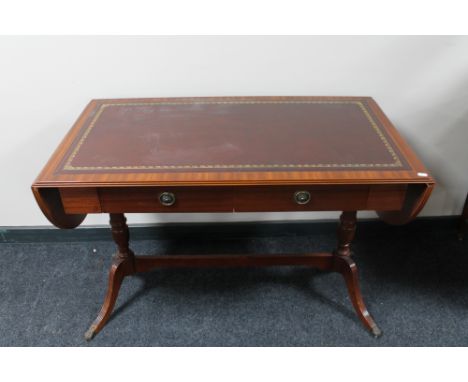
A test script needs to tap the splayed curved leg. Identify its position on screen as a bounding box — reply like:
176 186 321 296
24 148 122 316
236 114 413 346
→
333 211 382 337
85 214 135 340
333 255 382 337
84 255 134 340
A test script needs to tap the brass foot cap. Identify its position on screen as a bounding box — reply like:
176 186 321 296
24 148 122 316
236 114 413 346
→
371 326 383 338
84 327 96 341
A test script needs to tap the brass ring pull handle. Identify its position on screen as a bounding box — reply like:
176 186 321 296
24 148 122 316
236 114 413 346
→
294 190 311 205
159 192 176 206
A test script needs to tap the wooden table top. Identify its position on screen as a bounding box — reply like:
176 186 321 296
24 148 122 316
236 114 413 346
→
34 96 433 187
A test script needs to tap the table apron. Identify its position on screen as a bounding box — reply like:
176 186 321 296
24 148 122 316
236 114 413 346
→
58 184 408 214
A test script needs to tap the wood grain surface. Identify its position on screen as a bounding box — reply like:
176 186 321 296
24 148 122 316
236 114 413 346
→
31 96 434 228
32 96 434 187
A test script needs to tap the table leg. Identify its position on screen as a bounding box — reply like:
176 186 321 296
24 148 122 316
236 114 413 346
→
84 212 382 340
85 213 136 340
332 211 382 337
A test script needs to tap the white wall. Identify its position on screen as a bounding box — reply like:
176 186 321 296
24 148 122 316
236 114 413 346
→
1 36 467 227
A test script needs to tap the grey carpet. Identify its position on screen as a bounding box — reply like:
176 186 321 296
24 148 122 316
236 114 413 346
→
1 226 467 346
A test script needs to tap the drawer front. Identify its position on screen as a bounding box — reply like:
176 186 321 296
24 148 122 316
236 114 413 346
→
234 185 371 212
99 187 234 213
235 185 406 212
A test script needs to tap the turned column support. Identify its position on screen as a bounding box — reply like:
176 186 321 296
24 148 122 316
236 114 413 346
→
110 213 135 267
334 211 357 257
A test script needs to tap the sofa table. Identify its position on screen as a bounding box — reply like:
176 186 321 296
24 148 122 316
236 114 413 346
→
32 96 434 340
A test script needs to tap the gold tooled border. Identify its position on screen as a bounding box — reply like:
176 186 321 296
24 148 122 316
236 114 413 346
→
63 100 403 171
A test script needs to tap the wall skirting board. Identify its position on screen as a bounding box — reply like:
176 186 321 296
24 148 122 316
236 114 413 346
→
0 216 461 244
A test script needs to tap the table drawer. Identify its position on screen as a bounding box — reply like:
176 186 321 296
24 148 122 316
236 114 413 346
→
234 185 368 212
234 185 406 212
99 187 234 213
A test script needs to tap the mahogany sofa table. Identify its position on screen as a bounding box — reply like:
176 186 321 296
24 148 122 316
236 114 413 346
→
32 96 434 340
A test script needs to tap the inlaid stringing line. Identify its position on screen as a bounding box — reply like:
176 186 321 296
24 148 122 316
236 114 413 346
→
63 100 403 171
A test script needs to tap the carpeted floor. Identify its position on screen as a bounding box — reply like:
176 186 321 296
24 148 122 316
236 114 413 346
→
1 222 467 346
